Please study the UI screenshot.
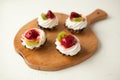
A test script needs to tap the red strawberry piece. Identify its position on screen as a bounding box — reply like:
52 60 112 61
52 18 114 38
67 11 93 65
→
70 12 81 20
46 10 55 19
25 29 40 40
60 35 77 48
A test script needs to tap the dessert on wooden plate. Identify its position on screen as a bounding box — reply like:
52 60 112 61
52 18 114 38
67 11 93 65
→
65 11 87 33
55 31 81 56
21 28 46 49
14 9 107 71
38 10 58 29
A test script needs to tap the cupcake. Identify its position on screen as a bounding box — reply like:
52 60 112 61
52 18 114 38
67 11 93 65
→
55 31 81 56
21 28 46 49
38 10 58 29
65 12 87 33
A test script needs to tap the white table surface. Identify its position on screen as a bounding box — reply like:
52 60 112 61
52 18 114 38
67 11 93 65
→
0 0 120 80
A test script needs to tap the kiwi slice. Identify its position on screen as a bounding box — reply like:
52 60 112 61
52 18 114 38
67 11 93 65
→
26 40 39 46
72 17 83 22
41 13 48 20
57 31 67 41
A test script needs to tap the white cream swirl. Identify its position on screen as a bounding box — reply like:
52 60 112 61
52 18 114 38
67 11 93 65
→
21 28 46 49
55 36 81 56
65 17 87 30
38 16 58 29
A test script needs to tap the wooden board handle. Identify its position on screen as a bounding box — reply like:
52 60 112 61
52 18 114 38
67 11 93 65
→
87 9 107 26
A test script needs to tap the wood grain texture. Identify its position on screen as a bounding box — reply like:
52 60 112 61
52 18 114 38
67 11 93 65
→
14 9 107 71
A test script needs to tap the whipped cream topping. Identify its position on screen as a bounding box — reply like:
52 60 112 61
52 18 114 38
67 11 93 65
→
38 15 58 29
55 36 81 56
21 28 46 49
65 17 87 30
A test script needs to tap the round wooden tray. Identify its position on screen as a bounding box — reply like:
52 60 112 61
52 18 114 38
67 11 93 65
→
14 9 107 71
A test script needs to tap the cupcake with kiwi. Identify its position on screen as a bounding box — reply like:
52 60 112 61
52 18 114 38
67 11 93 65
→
38 10 58 30
55 31 81 56
65 12 87 33
21 28 46 49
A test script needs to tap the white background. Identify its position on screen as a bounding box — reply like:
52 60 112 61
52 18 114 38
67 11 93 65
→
0 0 120 80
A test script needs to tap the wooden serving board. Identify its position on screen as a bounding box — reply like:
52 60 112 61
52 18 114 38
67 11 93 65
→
14 9 107 71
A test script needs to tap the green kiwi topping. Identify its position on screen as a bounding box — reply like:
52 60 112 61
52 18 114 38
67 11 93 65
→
41 13 48 20
26 40 39 46
72 17 83 22
57 31 67 41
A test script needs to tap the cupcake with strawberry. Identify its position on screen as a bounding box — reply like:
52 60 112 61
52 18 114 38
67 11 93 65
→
65 12 87 33
55 31 81 56
38 10 58 29
21 28 46 49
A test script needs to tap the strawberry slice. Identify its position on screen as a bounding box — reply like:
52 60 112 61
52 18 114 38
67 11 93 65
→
46 10 55 19
70 12 81 20
25 29 40 40
60 35 77 48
